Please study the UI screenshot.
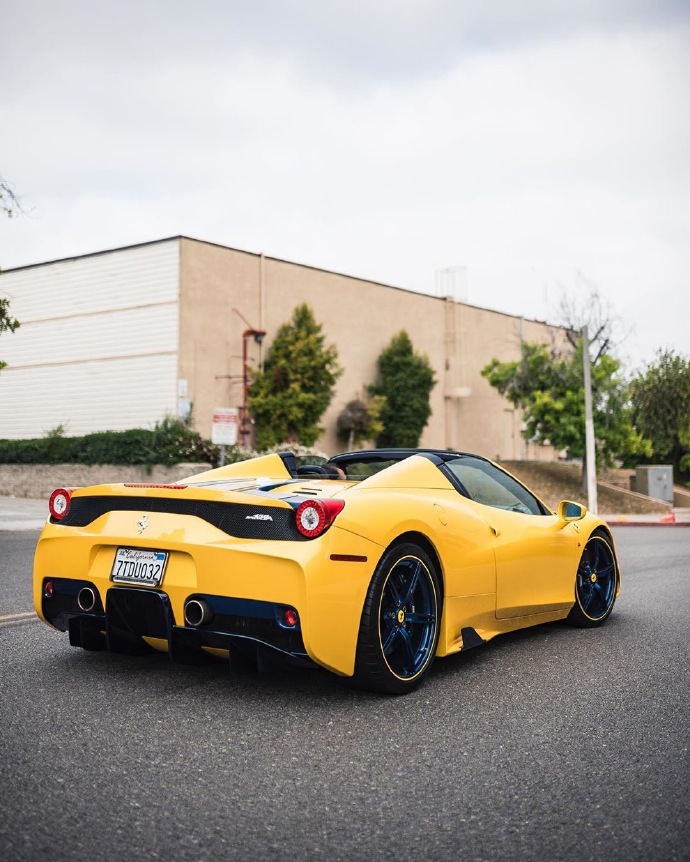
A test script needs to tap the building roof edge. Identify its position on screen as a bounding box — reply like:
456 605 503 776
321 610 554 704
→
1 234 562 331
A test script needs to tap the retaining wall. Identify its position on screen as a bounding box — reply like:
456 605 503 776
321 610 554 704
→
0 464 210 499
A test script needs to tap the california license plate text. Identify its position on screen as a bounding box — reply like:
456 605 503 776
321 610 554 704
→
111 548 168 587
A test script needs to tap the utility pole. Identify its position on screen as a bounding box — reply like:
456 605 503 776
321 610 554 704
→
582 325 598 513
240 327 266 448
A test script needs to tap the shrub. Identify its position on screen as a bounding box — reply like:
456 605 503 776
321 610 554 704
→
0 420 327 468
370 331 436 447
0 418 219 467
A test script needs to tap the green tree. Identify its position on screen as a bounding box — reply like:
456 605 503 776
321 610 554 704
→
248 304 342 449
336 395 386 450
0 297 20 372
630 349 690 477
482 340 650 480
370 331 436 448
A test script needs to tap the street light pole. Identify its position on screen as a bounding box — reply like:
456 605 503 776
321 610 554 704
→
582 325 598 514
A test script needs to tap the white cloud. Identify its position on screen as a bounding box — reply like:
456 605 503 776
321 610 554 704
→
1 2 689 369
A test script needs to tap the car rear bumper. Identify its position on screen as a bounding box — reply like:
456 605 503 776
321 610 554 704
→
34 520 383 676
44 580 315 668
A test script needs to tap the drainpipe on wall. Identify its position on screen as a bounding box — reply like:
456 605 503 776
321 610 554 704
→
241 328 266 448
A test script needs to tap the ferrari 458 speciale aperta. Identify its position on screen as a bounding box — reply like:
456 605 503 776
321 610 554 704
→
34 449 620 694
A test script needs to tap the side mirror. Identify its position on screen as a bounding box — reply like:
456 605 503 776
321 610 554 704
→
557 500 587 525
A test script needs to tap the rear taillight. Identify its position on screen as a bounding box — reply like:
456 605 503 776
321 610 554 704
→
49 488 73 520
295 499 345 538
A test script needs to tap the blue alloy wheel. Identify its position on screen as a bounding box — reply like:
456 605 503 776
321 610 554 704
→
568 534 618 627
379 555 437 679
354 542 441 694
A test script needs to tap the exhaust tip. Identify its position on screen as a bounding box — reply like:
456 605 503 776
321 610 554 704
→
77 586 97 613
184 598 213 628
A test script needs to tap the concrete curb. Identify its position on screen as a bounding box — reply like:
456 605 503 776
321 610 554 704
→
606 519 690 527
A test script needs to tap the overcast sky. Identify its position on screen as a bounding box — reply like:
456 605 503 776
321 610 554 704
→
1 0 689 370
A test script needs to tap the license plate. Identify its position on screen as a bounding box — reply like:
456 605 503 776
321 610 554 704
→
110 548 168 587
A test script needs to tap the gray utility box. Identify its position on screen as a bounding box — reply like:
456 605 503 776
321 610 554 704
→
631 465 674 503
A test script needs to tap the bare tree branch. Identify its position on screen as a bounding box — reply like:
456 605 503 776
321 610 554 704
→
555 271 629 362
0 176 23 218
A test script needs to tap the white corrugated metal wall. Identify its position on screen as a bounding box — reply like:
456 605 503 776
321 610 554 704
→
0 240 180 439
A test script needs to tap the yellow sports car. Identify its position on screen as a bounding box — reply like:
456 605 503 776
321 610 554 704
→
34 449 620 694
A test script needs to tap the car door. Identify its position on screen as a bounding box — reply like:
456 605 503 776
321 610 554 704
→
480 506 580 618
442 456 581 619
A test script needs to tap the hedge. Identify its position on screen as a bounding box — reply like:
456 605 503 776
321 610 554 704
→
0 419 330 468
0 419 219 467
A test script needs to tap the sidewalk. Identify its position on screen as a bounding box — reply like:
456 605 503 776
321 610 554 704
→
0 496 48 531
1 493 689 532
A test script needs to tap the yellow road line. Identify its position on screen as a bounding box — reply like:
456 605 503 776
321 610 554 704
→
0 611 38 627
0 611 36 622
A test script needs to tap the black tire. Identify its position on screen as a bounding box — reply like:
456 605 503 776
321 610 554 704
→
567 532 618 627
353 542 442 695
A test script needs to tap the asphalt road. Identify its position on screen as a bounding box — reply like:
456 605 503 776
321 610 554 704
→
1 528 688 862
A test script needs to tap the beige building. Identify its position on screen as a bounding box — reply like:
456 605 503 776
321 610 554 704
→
0 236 567 459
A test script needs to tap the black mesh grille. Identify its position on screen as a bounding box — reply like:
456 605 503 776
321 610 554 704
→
53 495 307 540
